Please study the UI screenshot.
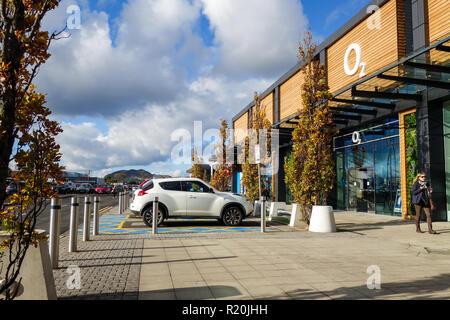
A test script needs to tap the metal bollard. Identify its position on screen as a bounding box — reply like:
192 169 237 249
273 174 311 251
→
93 196 100 236
261 196 266 233
83 196 91 241
119 192 123 215
49 198 62 268
152 197 159 235
68 197 79 253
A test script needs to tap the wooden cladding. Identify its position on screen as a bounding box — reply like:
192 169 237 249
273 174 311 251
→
428 0 450 43
233 112 248 144
327 0 404 94
280 70 304 121
261 92 274 124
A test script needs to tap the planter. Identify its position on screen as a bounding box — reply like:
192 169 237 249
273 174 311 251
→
309 206 336 233
0 230 57 300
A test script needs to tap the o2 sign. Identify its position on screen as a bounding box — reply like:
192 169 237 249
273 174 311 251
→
344 43 367 78
352 131 362 145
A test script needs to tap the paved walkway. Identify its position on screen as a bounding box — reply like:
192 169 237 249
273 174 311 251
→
53 206 450 300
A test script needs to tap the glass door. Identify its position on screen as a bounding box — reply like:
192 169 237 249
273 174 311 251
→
347 167 375 213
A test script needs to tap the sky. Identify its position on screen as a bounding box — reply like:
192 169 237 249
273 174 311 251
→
35 0 371 178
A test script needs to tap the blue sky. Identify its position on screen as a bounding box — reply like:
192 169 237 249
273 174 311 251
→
36 0 371 178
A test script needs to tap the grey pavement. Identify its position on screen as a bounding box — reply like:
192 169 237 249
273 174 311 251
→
53 206 450 300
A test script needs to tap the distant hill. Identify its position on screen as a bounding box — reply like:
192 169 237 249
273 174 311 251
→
105 169 171 183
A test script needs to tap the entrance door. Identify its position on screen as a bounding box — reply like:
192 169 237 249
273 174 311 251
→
347 167 375 213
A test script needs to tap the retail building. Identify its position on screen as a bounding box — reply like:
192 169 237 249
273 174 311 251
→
231 0 450 220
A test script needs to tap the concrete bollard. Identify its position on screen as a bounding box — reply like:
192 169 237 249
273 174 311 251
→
152 197 159 235
49 198 61 269
260 196 266 233
93 196 100 236
68 197 79 253
83 196 91 241
119 192 123 215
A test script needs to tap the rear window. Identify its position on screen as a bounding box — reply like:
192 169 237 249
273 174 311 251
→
159 181 182 191
141 180 153 190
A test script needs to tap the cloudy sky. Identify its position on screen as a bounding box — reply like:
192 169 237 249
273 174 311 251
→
36 0 370 178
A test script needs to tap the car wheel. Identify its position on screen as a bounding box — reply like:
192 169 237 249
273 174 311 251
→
142 205 165 227
222 206 243 226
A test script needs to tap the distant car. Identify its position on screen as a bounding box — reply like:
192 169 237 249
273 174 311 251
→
76 183 92 194
5 182 19 196
112 185 124 194
53 184 67 194
95 184 111 194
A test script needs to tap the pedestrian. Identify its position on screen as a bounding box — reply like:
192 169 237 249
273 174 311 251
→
113 186 117 199
412 172 438 234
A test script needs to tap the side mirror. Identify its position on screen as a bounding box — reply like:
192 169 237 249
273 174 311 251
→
210 188 215 193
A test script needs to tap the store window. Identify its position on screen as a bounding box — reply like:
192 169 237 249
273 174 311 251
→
334 118 401 216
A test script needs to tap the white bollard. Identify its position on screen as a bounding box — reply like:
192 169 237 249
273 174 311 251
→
68 197 79 253
152 197 159 235
261 196 266 233
49 198 61 268
83 196 91 241
118 192 123 215
93 196 100 236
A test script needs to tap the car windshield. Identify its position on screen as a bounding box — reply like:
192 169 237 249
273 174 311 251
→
98 185 108 188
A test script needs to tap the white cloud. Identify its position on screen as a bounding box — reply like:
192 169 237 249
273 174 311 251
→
38 0 310 174
200 0 308 77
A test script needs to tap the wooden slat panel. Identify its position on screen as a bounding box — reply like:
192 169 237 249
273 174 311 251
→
261 92 274 124
327 0 402 94
233 112 248 144
279 70 304 121
428 0 450 43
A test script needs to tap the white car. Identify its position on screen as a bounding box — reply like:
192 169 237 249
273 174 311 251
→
130 178 253 227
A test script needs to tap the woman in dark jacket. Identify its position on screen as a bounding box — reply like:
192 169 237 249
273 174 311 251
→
412 173 437 234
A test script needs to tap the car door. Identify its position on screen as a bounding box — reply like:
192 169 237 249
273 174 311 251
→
182 181 218 217
159 181 186 216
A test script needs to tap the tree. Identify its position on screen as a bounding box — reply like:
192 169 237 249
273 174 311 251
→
210 120 232 192
0 1 63 299
0 0 63 207
1 88 64 299
284 30 337 224
189 147 204 179
241 93 272 202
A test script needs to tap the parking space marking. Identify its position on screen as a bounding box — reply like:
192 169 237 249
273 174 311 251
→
78 214 279 235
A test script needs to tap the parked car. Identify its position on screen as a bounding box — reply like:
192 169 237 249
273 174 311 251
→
5 181 19 196
64 181 76 193
76 183 93 194
95 184 111 194
112 185 124 194
130 178 253 227
53 184 67 194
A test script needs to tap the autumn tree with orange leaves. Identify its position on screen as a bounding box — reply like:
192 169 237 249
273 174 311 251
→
0 0 64 300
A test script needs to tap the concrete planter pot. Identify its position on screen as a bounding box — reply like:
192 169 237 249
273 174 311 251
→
309 206 336 233
0 230 57 300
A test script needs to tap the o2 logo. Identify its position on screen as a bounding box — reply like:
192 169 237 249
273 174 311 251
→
352 131 362 145
344 43 367 78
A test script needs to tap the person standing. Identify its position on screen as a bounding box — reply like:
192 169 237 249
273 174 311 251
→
412 173 438 234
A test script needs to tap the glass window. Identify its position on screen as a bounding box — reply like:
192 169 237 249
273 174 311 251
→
159 181 182 191
182 181 209 193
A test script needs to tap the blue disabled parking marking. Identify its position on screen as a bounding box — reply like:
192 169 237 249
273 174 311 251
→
78 214 279 235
